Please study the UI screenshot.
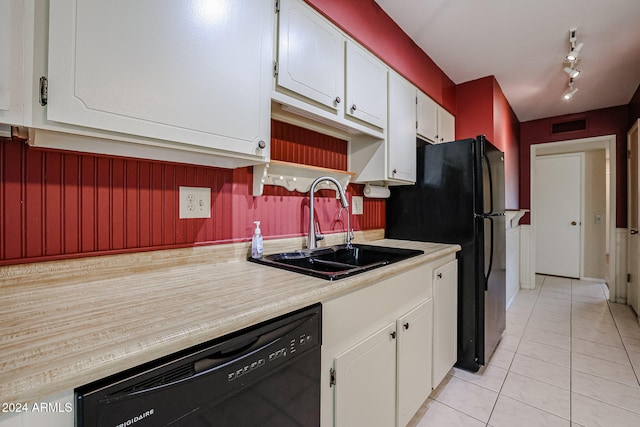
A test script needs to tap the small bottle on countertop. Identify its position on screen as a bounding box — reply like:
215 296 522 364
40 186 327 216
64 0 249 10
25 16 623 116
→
251 220 263 259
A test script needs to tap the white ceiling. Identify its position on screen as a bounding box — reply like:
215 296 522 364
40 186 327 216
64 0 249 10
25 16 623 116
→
374 0 640 122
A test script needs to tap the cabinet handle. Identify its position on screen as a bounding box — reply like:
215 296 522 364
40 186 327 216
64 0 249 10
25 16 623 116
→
351 104 357 112
334 96 341 104
631 229 639 235
392 168 397 175
571 221 577 226
390 331 397 339
437 273 443 279
257 140 266 149
403 322 409 330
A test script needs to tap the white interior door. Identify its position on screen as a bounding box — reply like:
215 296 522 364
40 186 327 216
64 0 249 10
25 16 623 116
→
535 154 583 278
628 120 639 314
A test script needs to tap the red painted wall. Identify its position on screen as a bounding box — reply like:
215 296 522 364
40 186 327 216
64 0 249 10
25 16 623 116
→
456 77 520 209
304 0 456 114
519 105 630 226
0 121 384 265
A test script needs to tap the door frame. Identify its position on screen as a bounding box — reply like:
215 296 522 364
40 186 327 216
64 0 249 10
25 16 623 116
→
534 153 585 278
529 135 618 301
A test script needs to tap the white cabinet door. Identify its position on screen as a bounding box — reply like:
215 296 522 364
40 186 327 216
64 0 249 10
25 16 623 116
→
47 0 272 158
433 260 458 387
416 91 438 143
397 299 433 427
417 90 455 144
388 72 417 183
0 0 24 127
438 108 455 143
334 323 396 427
277 0 344 111
345 41 387 129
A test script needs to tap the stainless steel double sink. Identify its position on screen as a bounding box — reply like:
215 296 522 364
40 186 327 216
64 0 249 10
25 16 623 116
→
248 244 424 280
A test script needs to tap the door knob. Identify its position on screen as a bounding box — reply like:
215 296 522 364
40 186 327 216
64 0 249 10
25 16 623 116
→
571 221 577 226
631 229 639 235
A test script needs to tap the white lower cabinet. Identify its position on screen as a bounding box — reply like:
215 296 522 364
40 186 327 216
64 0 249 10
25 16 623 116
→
333 300 432 427
432 259 458 387
396 299 433 427
334 323 397 427
322 253 457 427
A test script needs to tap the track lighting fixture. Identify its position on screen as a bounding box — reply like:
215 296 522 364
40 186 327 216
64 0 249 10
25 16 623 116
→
566 42 583 61
561 28 583 100
563 78 578 100
563 66 580 79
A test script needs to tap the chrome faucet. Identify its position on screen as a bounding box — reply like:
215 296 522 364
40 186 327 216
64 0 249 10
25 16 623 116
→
307 176 350 249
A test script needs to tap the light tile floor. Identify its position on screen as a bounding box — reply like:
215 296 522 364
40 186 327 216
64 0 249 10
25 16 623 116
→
408 275 640 427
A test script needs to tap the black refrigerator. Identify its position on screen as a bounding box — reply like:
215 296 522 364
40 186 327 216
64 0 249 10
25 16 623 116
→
387 135 506 372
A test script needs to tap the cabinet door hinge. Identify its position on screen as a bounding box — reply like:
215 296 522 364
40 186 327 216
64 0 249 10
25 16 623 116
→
273 61 279 77
275 0 280 13
629 150 632 159
629 273 632 283
329 368 336 387
39 76 48 106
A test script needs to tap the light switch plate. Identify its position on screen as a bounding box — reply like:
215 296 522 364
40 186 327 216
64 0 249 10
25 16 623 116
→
352 196 364 215
179 186 211 219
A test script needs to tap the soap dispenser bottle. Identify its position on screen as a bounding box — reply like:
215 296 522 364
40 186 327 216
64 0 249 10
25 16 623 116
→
251 221 263 259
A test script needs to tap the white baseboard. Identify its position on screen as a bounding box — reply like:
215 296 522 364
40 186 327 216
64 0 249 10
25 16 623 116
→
615 228 627 304
519 225 534 289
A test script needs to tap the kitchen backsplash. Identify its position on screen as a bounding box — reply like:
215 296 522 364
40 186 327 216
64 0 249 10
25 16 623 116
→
0 121 385 265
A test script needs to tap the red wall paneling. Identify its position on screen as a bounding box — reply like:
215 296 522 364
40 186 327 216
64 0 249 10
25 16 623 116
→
0 120 385 265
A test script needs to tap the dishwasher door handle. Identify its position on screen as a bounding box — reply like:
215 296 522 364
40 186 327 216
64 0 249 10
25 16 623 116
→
193 314 312 374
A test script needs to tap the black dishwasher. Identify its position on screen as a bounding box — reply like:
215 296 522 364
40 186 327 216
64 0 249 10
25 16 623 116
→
76 304 321 427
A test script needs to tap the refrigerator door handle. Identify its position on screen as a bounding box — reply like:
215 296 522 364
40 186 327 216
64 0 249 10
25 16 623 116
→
483 155 494 215
484 216 494 291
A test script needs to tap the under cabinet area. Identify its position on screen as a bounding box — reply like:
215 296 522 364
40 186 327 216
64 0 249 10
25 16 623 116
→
322 254 457 427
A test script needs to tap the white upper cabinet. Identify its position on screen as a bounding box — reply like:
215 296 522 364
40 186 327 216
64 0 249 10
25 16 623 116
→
350 71 415 184
345 41 387 129
277 0 344 111
274 0 386 137
438 107 455 143
417 90 455 143
45 0 272 166
0 0 24 128
387 72 417 183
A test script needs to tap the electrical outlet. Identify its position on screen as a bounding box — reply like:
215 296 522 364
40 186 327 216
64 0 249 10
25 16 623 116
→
179 186 211 219
352 196 364 215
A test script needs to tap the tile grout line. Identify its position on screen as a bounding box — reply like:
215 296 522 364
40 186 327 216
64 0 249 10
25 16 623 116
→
484 275 546 426
605 288 640 387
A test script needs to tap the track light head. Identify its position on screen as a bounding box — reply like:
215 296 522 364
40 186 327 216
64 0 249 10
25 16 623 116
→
563 67 580 79
566 42 584 61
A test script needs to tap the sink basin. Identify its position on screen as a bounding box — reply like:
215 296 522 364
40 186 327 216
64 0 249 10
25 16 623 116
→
248 244 424 280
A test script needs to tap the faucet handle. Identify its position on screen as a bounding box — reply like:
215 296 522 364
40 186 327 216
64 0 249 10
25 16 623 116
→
314 222 324 241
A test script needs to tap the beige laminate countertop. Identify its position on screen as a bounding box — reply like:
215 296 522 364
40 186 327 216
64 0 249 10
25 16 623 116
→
0 232 459 406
